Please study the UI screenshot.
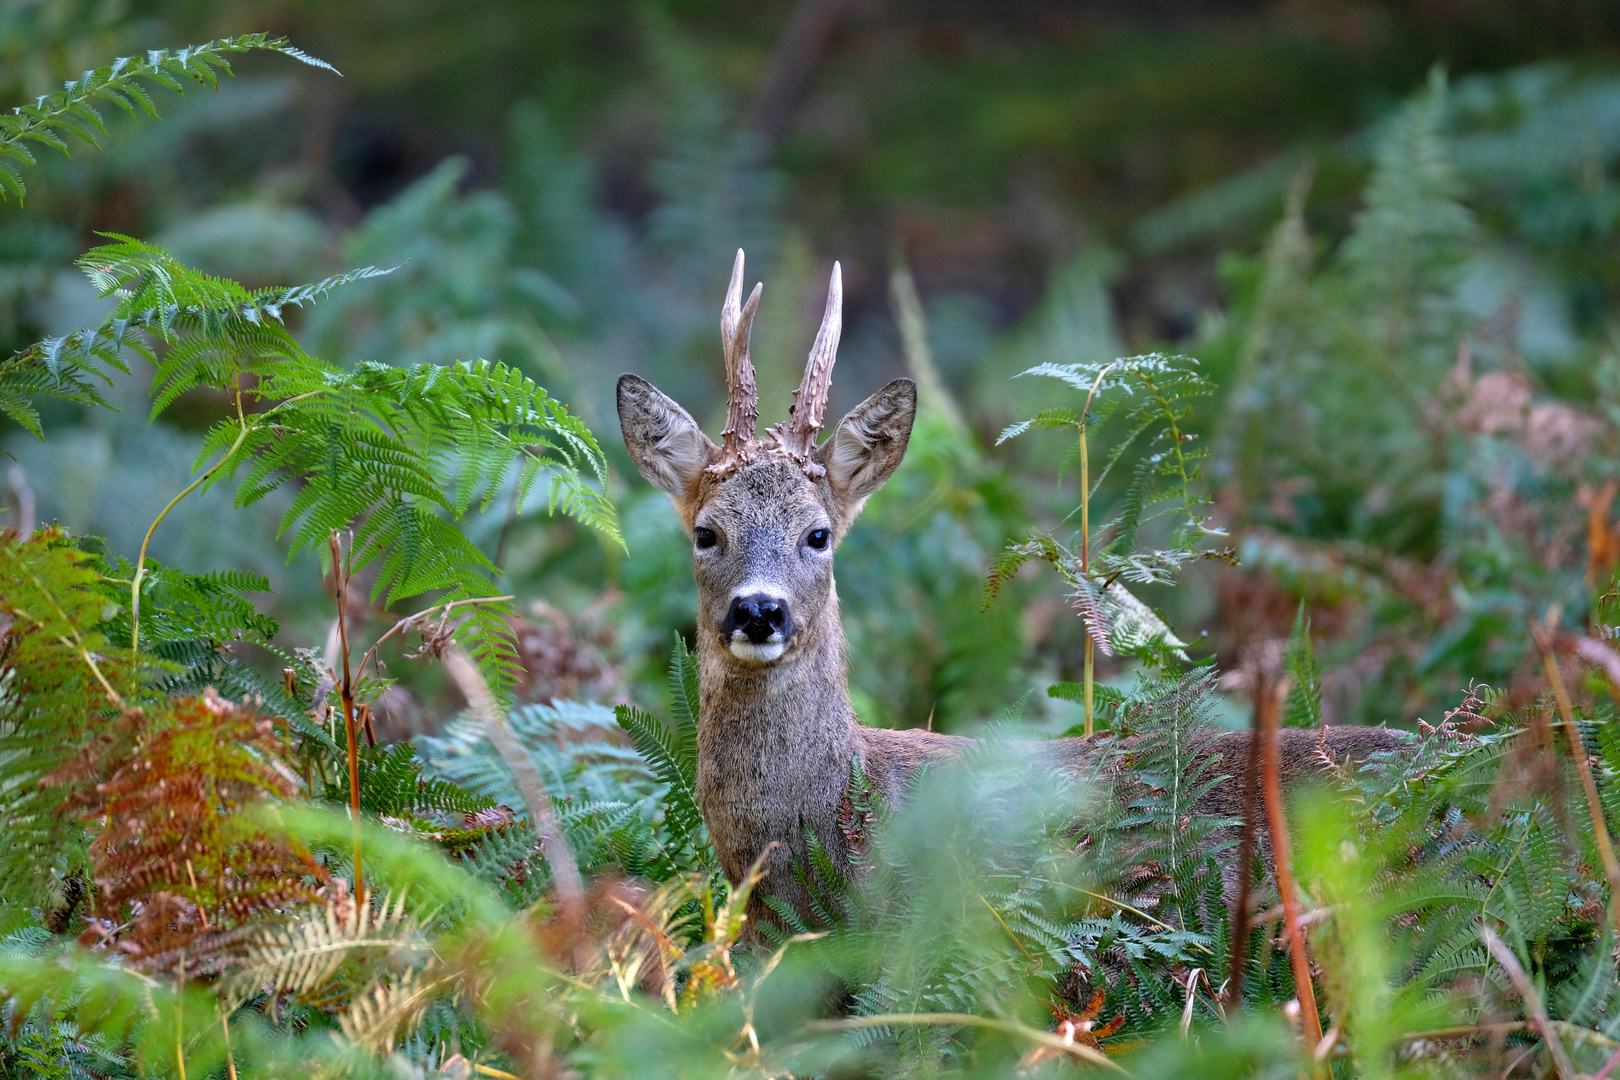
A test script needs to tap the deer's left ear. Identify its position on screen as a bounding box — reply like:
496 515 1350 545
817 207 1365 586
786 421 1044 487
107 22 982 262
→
816 378 917 505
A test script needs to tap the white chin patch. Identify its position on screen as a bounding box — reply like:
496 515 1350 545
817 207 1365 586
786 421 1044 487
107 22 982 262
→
728 635 786 663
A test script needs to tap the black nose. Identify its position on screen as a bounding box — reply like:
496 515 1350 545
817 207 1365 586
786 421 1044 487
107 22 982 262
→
722 593 793 644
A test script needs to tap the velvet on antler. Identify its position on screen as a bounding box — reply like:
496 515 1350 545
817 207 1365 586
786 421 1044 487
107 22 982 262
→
772 261 842 478
708 249 764 477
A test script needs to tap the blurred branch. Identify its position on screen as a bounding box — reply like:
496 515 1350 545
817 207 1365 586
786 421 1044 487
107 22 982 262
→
749 0 866 148
443 646 585 923
4 464 33 535
1481 926 1577 1080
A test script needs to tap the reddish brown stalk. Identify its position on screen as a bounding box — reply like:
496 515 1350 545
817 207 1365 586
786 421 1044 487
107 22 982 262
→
1256 667 1326 1068
328 532 363 899
1225 667 1267 1013
1535 622 1620 938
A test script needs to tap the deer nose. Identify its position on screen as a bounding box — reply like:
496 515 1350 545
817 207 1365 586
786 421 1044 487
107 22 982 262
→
723 593 793 645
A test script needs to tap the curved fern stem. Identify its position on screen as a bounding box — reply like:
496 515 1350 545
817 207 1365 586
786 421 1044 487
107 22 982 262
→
131 390 252 652
63 634 125 707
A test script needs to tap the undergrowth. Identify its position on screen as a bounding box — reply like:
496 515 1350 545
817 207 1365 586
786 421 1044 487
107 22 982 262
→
2 32 1620 1080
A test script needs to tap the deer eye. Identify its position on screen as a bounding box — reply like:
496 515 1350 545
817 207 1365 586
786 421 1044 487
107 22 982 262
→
693 527 718 549
806 528 831 550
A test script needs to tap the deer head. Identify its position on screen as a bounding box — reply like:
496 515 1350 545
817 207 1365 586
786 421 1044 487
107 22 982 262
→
618 250 917 667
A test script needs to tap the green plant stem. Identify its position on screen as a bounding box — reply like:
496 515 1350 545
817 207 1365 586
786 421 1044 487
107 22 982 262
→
1047 884 1213 952
131 389 251 652
444 645 586 932
175 951 187 1080
979 895 1035 964
1399 1020 1618 1050
1080 422 1093 736
1075 363 1110 739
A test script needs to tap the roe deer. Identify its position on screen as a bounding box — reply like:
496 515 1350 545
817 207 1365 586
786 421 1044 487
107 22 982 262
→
617 250 1404 919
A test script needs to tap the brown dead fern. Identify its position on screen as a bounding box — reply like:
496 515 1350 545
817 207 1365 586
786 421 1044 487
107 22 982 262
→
60 688 324 974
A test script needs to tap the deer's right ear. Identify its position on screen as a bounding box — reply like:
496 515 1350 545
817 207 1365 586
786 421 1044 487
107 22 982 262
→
617 374 717 502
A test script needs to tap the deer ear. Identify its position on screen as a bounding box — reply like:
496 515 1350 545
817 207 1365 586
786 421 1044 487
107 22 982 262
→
618 374 717 502
817 378 917 505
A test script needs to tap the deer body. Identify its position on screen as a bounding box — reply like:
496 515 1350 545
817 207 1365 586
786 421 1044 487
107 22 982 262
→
619 251 1404 917
692 563 972 902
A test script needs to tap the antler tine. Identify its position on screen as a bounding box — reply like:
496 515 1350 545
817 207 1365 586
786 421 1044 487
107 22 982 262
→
713 249 763 474
721 247 745 351
776 261 842 469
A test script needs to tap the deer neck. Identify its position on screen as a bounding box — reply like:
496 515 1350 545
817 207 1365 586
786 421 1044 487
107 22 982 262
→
693 590 862 887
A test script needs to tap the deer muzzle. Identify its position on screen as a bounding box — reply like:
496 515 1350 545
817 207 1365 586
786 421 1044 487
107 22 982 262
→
722 593 794 662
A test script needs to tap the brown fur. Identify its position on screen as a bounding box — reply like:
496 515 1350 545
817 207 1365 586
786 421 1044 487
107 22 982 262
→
618 369 1406 923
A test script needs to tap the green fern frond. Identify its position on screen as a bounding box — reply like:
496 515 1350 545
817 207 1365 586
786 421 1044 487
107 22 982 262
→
0 35 337 202
981 534 1065 611
1340 68 1474 309
615 705 705 858
0 530 144 909
1283 604 1322 728
667 633 700 781
323 743 496 821
1099 456 1155 558
225 890 425 1010
339 964 450 1053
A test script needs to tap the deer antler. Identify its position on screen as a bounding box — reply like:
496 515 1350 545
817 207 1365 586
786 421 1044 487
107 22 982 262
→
709 248 764 477
772 261 842 478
